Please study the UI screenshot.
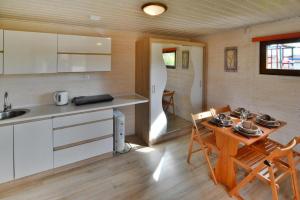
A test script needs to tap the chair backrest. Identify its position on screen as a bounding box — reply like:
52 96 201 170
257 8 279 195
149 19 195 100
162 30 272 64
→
293 137 300 165
191 110 213 133
163 91 175 102
210 105 231 117
249 138 297 178
269 138 297 161
294 136 300 145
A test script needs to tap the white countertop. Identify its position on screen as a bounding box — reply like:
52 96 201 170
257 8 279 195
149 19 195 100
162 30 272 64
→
0 94 148 126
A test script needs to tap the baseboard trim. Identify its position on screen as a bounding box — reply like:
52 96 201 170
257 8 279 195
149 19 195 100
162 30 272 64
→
0 152 113 192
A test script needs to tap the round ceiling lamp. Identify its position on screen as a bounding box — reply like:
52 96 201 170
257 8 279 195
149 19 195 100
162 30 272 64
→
142 2 167 16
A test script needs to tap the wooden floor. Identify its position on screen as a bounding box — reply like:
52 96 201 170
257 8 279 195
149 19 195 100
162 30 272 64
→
0 135 298 200
166 113 192 133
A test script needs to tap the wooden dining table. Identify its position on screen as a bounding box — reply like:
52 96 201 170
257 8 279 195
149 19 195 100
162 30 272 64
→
201 116 286 191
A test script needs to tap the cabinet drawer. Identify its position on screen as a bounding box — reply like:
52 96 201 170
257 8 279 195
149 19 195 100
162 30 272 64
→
54 137 113 167
58 54 111 72
54 119 113 148
53 109 113 128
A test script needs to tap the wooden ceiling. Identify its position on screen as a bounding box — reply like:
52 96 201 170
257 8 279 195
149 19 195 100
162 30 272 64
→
0 0 300 37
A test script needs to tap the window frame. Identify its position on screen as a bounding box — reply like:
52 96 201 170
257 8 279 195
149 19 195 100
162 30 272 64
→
162 48 176 69
260 37 300 76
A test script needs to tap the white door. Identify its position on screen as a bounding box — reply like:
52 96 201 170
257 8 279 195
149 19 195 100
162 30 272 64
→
14 119 53 178
190 46 203 113
4 30 57 74
0 125 14 183
150 43 167 142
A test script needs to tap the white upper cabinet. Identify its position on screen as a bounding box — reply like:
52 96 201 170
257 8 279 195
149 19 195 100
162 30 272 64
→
58 54 111 72
0 29 3 74
0 125 14 184
57 34 111 72
4 30 57 74
58 34 111 53
0 29 3 51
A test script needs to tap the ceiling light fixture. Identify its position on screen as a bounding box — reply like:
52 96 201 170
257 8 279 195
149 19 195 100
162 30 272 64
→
142 2 167 16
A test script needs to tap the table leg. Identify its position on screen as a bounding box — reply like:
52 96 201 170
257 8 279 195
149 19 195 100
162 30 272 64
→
215 130 239 191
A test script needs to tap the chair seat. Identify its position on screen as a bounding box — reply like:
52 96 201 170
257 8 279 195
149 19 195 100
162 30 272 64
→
234 146 267 171
233 146 290 184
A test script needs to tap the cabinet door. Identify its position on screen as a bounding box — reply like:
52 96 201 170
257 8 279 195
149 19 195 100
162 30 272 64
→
58 54 111 72
14 119 53 178
0 53 3 74
4 30 57 74
150 43 167 140
0 29 3 51
0 30 3 74
0 126 13 183
57 34 111 72
58 34 111 53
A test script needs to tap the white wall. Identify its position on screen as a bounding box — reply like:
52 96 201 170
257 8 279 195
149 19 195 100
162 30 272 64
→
199 17 300 144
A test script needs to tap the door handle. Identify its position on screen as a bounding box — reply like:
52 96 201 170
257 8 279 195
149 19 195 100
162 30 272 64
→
152 85 156 93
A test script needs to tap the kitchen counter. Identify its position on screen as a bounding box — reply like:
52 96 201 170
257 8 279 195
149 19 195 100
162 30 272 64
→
0 94 148 126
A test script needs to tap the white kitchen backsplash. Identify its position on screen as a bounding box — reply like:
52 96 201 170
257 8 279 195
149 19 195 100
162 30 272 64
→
0 73 133 108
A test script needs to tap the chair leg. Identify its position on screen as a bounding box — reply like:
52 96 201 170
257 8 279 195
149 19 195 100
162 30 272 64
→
187 128 195 164
286 154 300 200
290 165 300 200
269 166 279 200
172 98 175 117
203 148 217 184
230 166 260 197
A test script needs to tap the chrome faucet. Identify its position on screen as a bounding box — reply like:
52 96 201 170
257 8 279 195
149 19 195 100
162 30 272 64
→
3 92 12 112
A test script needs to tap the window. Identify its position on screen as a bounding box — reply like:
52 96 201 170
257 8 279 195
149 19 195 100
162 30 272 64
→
162 48 176 69
260 38 300 76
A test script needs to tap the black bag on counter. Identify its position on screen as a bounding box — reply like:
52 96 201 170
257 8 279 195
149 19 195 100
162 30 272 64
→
72 94 114 106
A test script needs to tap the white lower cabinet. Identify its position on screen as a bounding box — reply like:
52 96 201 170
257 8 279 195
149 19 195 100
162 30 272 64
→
0 126 13 183
53 119 113 147
53 110 114 168
0 109 115 183
14 119 53 179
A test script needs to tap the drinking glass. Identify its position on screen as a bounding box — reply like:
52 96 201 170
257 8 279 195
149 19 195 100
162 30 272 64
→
240 110 247 122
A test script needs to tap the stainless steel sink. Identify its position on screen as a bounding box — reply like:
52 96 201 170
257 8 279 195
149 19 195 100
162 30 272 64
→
0 109 30 120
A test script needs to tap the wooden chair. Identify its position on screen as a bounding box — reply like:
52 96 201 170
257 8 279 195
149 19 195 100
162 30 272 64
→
162 90 175 116
210 105 231 116
230 137 300 200
187 110 219 184
251 137 300 165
